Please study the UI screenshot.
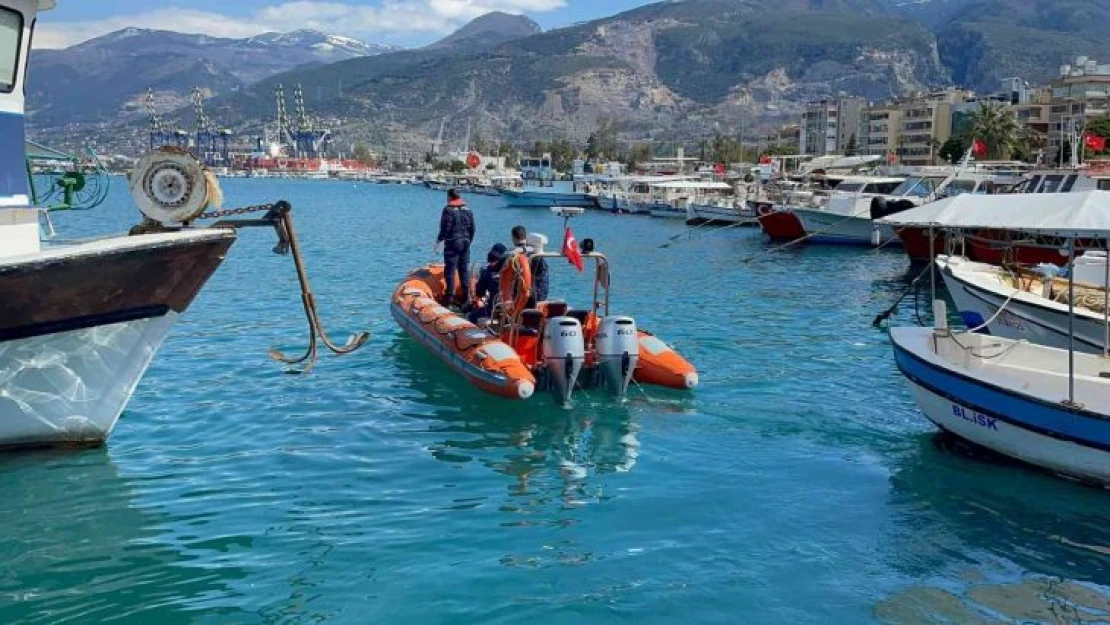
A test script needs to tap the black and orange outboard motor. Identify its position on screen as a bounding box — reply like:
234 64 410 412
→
870 197 918 221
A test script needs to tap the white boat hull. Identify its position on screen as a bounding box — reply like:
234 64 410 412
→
941 258 1110 354
0 314 177 447
794 208 898 246
685 203 757 225
649 206 686 219
903 372 1110 484
891 326 1110 485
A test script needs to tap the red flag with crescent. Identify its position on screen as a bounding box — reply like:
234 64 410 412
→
563 227 584 272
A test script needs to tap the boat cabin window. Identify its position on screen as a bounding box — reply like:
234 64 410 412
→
890 177 937 198
1060 174 1078 192
944 180 979 196
0 8 22 93
1025 175 1043 193
835 182 866 193
1038 173 1065 193
1098 179 1110 191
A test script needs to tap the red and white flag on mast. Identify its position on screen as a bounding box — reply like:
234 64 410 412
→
563 227 584 272
971 138 988 158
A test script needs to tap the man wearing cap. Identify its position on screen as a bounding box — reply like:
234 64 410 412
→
468 243 507 324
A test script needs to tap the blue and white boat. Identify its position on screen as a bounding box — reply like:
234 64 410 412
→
883 191 1110 485
500 182 599 209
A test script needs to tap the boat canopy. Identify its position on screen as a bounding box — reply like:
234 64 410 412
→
879 190 1110 237
649 181 732 190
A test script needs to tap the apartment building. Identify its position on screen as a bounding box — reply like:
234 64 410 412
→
859 104 901 158
799 98 864 156
859 89 968 166
1048 56 1110 164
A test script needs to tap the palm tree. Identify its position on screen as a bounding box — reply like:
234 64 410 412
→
967 102 1021 160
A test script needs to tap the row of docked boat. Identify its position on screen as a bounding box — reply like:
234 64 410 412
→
751 163 1110 256
497 175 758 226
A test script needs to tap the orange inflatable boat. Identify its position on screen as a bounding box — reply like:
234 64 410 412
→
391 214 697 404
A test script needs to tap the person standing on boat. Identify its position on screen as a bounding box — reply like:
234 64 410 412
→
435 189 475 307
511 225 549 306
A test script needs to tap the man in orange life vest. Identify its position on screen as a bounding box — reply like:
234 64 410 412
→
434 189 476 308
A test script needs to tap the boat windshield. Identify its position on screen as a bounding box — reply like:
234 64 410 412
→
890 177 939 198
0 8 21 93
943 179 980 196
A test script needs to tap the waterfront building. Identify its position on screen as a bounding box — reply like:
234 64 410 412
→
1048 56 1110 164
799 98 864 157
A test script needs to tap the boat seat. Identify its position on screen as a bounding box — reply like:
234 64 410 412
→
519 309 544 337
543 300 569 317
566 309 589 325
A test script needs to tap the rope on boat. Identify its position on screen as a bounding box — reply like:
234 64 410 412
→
740 211 865 264
199 201 370 373
872 263 931 327
659 219 749 248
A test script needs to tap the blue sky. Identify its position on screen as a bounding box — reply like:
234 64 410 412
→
37 0 653 49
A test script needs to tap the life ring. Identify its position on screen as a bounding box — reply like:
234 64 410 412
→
499 252 532 315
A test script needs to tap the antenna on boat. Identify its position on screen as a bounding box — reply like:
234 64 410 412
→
550 206 584 232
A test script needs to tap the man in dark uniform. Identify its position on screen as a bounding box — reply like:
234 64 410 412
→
511 225 549 306
435 189 475 308
468 243 506 324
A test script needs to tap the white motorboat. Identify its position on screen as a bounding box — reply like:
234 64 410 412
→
791 175 905 245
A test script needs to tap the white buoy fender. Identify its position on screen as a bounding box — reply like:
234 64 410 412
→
129 147 221 225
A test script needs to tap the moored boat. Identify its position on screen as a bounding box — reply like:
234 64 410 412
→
500 186 599 209
935 253 1110 354
754 202 806 240
0 0 364 448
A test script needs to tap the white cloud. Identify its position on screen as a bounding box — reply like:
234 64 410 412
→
35 0 565 49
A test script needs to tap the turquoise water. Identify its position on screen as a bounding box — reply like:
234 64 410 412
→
2 179 1108 624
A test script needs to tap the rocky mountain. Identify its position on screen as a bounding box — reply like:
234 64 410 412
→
426 12 542 50
26 28 395 128
30 0 1110 151
199 0 950 145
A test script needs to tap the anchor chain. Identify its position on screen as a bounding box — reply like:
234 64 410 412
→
199 200 370 373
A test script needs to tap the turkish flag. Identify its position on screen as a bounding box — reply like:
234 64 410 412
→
759 154 772 165
563 227 584 272
972 138 988 157
1085 133 1107 152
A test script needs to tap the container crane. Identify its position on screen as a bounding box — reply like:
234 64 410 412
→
146 88 188 151
192 87 232 167
291 83 330 158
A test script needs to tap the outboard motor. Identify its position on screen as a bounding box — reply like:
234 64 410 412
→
542 316 585 407
596 316 639 398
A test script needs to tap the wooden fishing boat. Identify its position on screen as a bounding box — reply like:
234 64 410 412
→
391 209 697 405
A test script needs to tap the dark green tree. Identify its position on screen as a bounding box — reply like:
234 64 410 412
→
845 133 858 156
938 135 969 164
967 102 1020 160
